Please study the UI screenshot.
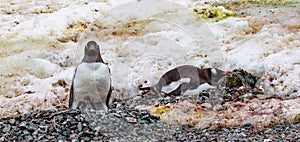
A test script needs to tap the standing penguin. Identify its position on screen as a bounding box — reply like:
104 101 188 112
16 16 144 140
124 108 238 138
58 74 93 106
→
140 65 227 96
69 41 111 111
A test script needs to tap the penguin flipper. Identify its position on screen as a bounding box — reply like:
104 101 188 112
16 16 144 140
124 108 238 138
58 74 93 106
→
69 67 78 108
106 85 112 109
106 66 112 109
69 83 74 108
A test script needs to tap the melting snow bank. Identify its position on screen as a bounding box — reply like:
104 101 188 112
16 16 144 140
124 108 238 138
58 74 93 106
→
0 0 299 129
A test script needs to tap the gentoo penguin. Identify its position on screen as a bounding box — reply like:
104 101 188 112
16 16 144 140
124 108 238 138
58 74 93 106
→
140 65 227 96
69 41 111 111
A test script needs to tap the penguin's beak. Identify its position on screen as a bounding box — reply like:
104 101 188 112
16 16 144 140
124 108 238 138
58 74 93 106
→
88 45 96 50
222 71 232 75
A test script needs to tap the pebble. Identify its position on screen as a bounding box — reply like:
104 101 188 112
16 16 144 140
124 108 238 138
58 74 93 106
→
125 117 137 123
77 122 82 131
2 125 11 133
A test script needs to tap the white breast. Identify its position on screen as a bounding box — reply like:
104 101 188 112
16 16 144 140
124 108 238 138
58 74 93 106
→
161 78 191 94
183 83 216 96
211 68 217 75
72 62 110 110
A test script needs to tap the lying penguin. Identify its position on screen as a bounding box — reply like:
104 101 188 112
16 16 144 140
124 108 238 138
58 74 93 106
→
140 65 227 96
69 41 111 111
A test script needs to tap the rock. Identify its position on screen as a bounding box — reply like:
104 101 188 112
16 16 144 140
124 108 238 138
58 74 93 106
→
112 113 122 118
2 125 11 133
0 122 4 129
9 119 16 125
201 103 212 108
77 122 83 131
29 122 38 130
22 130 30 136
125 117 137 123
221 128 229 133
62 131 70 136
19 121 27 128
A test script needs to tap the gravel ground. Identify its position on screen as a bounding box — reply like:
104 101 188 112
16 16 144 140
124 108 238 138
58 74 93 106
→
0 92 299 142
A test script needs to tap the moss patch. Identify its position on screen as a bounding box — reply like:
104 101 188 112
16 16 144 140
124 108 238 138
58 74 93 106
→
194 6 235 22
149 106 171 117
231 0 298 5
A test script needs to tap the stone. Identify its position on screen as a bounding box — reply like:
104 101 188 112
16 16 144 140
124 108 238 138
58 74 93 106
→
125 117 137 123
77 122 83 131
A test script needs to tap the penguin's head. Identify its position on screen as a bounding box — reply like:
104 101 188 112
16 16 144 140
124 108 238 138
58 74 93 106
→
85 41 100 56
82 41 104 63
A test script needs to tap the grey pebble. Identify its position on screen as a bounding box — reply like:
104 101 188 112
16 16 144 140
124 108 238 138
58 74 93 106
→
77 122 83 131
19 121 27 127
2 125 11 132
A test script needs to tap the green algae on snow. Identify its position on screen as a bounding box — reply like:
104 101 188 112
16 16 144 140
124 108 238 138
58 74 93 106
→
228 0 298 6
194 6 235 22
